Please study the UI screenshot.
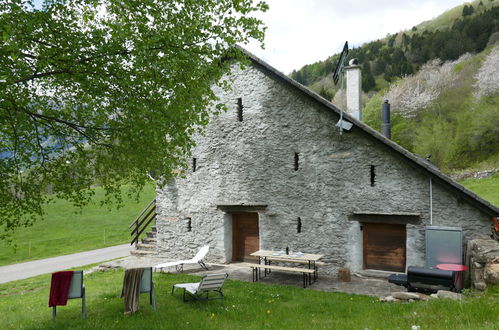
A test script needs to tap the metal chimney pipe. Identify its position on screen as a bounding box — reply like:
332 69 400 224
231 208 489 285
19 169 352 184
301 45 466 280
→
381 99 391 139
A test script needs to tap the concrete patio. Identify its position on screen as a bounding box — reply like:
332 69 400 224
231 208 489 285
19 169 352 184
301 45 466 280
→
99 256 402 298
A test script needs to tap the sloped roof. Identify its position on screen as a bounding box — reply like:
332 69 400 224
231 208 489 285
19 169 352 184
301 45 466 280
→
236 45 499 217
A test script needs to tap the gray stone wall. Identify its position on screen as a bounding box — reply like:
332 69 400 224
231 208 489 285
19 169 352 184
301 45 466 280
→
155 64 492 275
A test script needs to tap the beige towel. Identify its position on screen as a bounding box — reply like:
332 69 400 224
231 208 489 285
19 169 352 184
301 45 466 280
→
121 268 144 314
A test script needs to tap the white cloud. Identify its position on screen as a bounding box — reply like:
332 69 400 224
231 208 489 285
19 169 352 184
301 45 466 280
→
246 0 468 73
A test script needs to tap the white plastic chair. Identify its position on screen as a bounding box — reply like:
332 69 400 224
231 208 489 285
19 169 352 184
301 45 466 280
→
155 245 210 272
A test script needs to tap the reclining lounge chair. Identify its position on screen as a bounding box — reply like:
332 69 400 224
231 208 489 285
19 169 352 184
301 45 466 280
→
155 245 209 272
171 273 228 306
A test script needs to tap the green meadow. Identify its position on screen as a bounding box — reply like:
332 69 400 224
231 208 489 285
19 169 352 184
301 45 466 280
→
457 173 499 207
0 267 498 329
0 184 155 266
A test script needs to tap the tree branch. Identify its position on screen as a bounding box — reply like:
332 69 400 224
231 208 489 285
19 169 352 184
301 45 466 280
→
30 117 49 172
6 98 114 149
14 69 73 84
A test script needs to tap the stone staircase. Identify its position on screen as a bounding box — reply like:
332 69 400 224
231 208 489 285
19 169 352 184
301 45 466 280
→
130 226 158 256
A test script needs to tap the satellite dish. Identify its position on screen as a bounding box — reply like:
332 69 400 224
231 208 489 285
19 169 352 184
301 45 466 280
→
332 41 349 85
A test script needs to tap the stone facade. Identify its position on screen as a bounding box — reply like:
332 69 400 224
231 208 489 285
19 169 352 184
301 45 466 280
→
155 57 495 276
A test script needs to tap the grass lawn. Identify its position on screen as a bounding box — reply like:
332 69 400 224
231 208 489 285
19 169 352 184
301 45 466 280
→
458 173 499 207
0 267 498 329
0 184 155 266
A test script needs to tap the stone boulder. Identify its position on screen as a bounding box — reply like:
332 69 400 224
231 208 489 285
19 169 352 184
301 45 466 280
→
468 238 499 290
484 263 499 284
392 292 423 300
436 290 462 300
380 296 399 302
474 281 487 291
469 238 499 264
414 292 430 301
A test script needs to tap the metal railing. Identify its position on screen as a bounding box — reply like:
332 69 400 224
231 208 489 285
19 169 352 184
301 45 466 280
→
128 199 156 246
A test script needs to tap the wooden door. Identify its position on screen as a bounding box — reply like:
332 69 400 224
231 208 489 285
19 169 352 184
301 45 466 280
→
363 222 406 272
232 213 259 262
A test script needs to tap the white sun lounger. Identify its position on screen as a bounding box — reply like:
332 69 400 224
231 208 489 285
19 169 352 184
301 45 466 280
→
155 245 209 272
172 273 228 306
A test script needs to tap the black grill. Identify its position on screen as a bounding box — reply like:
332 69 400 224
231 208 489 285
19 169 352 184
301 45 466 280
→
388 266 456 293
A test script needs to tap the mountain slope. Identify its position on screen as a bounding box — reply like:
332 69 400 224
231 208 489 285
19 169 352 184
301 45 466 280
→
363 45 499 172
291 0 499 173
291 0 499 98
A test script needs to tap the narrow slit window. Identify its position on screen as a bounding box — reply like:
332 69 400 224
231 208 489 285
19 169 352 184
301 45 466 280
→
297 217 302 233
192 158 197 172
370 165 376 186
294 152 299 171
237 97 243 122
186 218 192 232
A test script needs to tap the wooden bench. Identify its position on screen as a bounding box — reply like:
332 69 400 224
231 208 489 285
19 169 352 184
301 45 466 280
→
265 258 325 280
266 258 325 267
250 264 316 288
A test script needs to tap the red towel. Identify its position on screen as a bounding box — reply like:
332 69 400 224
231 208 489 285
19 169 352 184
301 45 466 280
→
48 271 74 307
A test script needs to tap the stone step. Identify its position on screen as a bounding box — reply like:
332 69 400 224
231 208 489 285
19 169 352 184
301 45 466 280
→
355 269 396 279
135 243 156 251
151 226 157 232
141 237 157 244
130 249 157 257
146 231 157 238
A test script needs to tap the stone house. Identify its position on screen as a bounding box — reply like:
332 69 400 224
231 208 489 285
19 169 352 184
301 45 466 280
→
154 47 498 275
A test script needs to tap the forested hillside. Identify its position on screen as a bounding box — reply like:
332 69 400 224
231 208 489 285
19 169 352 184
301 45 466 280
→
291 0 499 173
363 46 499 172
291 0 498 98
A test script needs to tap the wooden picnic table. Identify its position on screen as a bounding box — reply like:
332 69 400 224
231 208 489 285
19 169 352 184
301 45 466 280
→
249 250 324 287
251 250 323 263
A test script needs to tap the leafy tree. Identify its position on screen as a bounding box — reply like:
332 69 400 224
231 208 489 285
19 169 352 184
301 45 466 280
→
462 5 469 16
387 35 396 47
323 60 334 76
468 5 475 15
474 45 499 99
291 70 305 84
372 58 387 75
361 61 376 92
0 0 267 235
401 33 411 49
391 48 406 65
383 66 394 82
462 5 475 16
